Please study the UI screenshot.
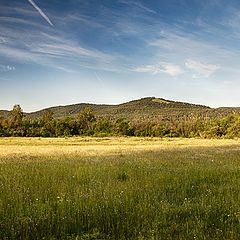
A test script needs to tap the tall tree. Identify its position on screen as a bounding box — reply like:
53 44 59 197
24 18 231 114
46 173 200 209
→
77 107 96 135
9 104 23 129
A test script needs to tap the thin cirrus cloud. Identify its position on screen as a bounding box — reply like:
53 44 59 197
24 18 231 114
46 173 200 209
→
133 63 183 77
0 26 118 73
34 42 113 61
119 0 157 14
185 59 220 78
27 0 53 26
0 65 15 72
148 28 239 62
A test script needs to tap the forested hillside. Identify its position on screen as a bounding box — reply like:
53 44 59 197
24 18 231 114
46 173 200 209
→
21 97 240 120
1 97 240 138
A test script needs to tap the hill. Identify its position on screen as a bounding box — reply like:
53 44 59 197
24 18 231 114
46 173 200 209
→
27 97 210 120
2 97 240 122
2 97 240 138
0 110 9 118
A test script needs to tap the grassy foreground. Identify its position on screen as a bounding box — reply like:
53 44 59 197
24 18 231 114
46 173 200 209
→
1 137 240 239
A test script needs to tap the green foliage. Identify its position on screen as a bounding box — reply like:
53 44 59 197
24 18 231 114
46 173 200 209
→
9 104 24 135
226 116 240 138
94 118 112 136
1 103 240 138
22 97 240 122
55 117 76 137
113 118 134 136
77 107 96 135
42 109 54 124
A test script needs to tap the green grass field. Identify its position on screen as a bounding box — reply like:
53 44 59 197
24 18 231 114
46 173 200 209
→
1 137 240 239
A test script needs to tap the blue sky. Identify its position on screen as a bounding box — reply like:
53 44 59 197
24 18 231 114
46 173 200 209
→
1 0 240 111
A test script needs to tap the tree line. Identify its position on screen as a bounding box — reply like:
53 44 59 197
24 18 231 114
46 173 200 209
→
0 104 240 138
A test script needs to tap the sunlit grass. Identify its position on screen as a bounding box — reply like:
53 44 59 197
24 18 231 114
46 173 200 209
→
0 137 239 160
1 137 240 239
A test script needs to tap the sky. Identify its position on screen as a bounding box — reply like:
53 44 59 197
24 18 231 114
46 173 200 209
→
1 0 240 112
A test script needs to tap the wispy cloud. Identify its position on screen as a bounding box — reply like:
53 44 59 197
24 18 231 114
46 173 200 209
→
0 65 15 72
185 59 220 78
133 62 183 77
133 64 161 74
0 0 236 79
149 30 217 56
0 46 35 62
133 58 220 79
28 0 53 26
0 26 117 73
34 42 112 61
53 66 77 73
66 14 104 29
119 0 156 14
161 63 184 77
147 28 240 76
0 37 7 44
0 16 47 31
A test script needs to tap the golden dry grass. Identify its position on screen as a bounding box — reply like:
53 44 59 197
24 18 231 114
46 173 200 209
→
0 137 239 160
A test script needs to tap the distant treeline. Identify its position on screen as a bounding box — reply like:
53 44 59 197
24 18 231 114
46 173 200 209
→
1 104 240 138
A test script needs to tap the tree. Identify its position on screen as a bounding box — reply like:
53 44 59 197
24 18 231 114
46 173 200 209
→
77 107 96 135
94 118 112 136
55 117 76 137
42 110 53 125
113 118 134 136
9 104 23 129
40 110 55 137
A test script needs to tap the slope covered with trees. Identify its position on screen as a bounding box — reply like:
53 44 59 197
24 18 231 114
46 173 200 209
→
1 97 240 138
25 97 240 121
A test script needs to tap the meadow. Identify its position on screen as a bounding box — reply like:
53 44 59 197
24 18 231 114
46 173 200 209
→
1 137 240 239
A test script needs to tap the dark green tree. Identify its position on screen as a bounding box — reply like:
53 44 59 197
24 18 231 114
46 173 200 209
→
94 118 112 136
77 107 96 135
40 110 55 137
113 118 134 136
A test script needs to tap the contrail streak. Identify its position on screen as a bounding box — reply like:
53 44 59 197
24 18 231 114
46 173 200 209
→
28 0 53 26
